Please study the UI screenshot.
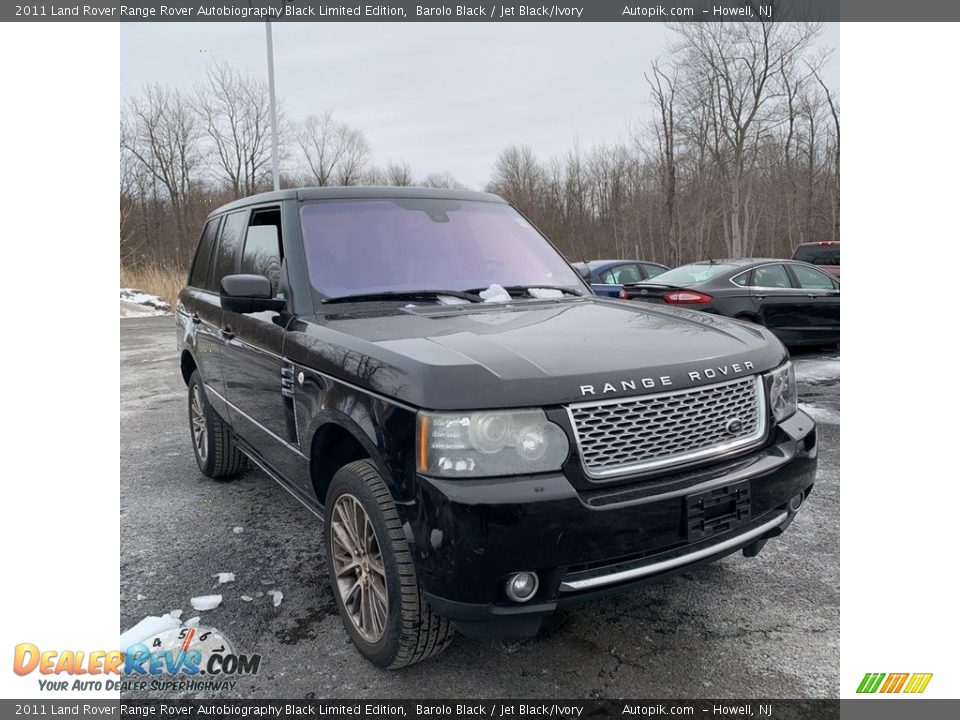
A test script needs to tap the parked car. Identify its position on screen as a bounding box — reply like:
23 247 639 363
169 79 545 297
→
792 240 840 278
178 188 816 668
619 259 840 348
572 259 669 297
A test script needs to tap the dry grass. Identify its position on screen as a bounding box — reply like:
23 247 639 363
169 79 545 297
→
120 263 186 309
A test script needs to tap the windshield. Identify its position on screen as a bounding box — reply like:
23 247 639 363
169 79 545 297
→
300 198 584 299
648 263 737 286
793 245 840 265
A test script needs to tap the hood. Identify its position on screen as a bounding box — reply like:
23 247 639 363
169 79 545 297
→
284 297 787 410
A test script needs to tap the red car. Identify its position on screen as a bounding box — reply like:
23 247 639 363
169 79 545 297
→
792 241 840 278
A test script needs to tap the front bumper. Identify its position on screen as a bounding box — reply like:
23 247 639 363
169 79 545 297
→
403 411 817 639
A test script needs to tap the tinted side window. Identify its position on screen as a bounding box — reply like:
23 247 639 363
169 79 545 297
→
599 264 642 284
212 211 248 292
241 208 283 293
189 217 221 290
642 263 667 279
791 264 837 290
752 264 792 288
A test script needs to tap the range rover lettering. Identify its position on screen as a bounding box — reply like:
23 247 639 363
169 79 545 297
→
177 188 817 668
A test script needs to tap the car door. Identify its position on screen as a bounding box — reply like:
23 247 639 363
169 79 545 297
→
202 210 249 414
786 263 841 343
180 216 231 418
748 263 809 343
220 206 299 475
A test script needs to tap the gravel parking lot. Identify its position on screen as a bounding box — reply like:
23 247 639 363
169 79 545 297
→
120 315 839 699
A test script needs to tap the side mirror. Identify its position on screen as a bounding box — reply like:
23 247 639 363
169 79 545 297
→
220 274 285 314
572 263 591 281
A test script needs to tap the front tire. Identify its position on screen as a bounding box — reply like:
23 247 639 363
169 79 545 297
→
187 371 246 480
325 460 455 668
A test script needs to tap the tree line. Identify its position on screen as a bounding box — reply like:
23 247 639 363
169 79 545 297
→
121 21 838 272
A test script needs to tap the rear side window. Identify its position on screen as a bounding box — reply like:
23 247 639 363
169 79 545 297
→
791 264 837 290
189 217 221 290
241 208 283 294
599 264 642 285
752 264 793 289
641 263 667 279
212 211 248 293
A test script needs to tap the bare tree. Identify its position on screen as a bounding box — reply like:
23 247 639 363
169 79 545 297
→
672 21 822 256
196 62 278 197
385 159 414 186
646 60 679 264
121 84 203 252
487 145 543 209
332 125 370 186
421 171 467 189
812 67 840 239
295 111 370 187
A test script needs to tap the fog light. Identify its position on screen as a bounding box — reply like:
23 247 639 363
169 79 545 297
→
789 492 805 512
504 572 539 603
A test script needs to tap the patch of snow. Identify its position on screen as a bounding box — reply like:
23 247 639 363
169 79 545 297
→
119 613 181 650
136 594 146 601
120 288 170 317
167 609 183 621
479 284 511 303
213 572 235 584
232 527 243 534
268 590 283 607
240 595 253 602
799 402 840 425
120 299 166 318
794 356 840 383
184 616 201 627
190 594 223 611
527 287 563 299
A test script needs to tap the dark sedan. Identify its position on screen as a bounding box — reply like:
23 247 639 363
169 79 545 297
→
619 259 840 348
571 259 670 297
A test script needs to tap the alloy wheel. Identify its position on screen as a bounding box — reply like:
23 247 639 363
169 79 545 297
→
190 385 208 464
330 493 389 643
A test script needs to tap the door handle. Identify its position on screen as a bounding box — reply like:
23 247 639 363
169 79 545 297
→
755 294 767 300
191 312 200 323
806 293 818 299
220 328 235 341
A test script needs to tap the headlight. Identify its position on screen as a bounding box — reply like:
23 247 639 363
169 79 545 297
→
417 409 569 478
767 361 798 422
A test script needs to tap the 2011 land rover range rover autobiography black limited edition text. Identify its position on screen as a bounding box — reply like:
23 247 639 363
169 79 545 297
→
177 187 817 668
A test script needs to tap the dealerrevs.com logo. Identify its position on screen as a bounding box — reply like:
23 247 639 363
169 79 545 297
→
13 626 261 693
857 673 933 694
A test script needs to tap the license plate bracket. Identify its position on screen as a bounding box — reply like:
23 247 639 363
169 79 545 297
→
685 481 751 542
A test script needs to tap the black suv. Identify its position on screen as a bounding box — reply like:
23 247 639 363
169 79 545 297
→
177 188 817 668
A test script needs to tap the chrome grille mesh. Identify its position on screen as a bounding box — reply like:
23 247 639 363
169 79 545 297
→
568 376 765 478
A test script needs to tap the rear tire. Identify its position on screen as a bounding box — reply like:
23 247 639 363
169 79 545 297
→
325 459 455 668
187 370 246 480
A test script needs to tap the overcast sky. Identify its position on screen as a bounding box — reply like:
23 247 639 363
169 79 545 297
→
121 22 839 189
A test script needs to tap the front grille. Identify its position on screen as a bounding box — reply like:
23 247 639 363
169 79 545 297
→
567 376 766 479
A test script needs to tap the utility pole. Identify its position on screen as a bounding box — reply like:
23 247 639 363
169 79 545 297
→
265 21 280 191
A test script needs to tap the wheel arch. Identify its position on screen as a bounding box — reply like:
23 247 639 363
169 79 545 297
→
180 350 198 386
308 416 395 507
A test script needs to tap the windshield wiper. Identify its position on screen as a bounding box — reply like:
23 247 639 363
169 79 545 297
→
321 290 483 305
463 284 586 298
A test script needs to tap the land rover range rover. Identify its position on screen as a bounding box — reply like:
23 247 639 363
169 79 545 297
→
176 187 817 668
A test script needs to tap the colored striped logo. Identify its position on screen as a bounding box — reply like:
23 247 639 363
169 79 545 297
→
857 672 933 694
